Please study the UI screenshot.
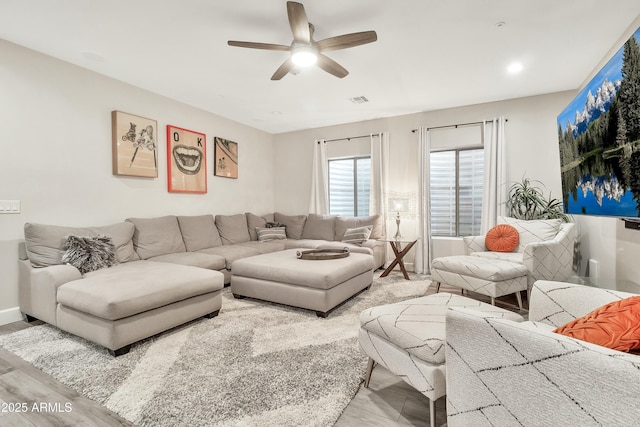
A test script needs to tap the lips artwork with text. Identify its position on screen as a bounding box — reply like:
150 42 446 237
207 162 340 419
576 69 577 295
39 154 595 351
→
172 145 202 175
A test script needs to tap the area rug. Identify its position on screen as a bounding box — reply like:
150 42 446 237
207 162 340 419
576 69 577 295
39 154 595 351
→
0 272 431 427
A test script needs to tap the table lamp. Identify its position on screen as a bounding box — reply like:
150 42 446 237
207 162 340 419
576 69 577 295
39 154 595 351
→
388 198 409 240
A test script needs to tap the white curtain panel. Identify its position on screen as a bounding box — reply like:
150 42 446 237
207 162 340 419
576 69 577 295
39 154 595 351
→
415 127 433 275
369 132 389 219
481 117 507 233
308 139 329 214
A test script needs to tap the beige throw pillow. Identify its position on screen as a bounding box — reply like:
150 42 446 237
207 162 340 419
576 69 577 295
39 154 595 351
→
126 216 186 259
177 215 223 251
274 213 307 239
301 213 337 241
215 214 251 245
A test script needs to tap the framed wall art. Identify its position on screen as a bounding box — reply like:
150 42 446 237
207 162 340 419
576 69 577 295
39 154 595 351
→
214 136 238 179
111 111 158 178
167 125 207 193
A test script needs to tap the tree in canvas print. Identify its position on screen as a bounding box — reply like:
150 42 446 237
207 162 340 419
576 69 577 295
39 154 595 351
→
558 27 640 217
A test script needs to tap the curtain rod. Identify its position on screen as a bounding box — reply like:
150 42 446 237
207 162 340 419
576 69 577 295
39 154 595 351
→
411 119 508 133
322 134 380 143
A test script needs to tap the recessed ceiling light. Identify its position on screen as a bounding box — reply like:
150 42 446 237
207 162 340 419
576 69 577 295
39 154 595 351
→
507 62 523 74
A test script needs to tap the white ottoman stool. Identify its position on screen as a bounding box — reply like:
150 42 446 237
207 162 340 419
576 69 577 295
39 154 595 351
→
359 292 523 427
431 255 528 310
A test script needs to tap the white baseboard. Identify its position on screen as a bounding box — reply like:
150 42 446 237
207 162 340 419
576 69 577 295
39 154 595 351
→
0 307 23 325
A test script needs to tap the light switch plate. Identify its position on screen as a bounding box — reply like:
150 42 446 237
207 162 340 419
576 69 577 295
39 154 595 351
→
0 200 21 214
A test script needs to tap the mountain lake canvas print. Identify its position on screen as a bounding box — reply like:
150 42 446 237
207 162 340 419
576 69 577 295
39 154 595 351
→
558 26 640 218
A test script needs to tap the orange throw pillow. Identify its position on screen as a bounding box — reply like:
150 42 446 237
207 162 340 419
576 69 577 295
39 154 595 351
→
485 224 519 252
553 296 640 352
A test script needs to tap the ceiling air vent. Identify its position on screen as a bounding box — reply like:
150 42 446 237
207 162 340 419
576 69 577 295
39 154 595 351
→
349 96 369 104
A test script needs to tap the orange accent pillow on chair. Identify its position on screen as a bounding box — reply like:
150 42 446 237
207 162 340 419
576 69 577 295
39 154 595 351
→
485 224 519 252
553 296 640 352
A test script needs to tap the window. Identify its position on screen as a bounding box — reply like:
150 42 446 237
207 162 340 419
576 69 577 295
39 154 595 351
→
430 148 483 236
328 157 371 216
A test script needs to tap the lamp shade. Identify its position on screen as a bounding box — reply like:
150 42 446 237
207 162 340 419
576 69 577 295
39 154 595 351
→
388 198 409 212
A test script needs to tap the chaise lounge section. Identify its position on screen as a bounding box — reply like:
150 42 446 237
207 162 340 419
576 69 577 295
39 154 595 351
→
19 221 224 356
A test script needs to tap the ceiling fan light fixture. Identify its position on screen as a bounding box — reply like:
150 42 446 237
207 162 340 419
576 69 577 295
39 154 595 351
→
291 44 317 67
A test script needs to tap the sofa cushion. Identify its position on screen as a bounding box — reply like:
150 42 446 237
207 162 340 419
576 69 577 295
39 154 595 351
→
177 215 222 251
301 213 337 241
61 235 117 274
235 240 286 254
246 212 272 241
274 213 307 239
498 216 561 252
197 245 261 270
126 216 186 260
335 215 384 240
147 252 226 270
24 222 139 268
57 260 224 321
215 214 251 245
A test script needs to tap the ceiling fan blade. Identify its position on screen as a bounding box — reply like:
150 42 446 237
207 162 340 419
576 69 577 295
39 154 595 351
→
316 54 349 78
271 59 295 80
287 1 310 43
228 40 291 51
317 31 378 52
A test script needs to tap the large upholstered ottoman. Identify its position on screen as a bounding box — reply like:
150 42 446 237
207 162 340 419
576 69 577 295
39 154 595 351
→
230 249 374 317
359 292 524 427
431 255 528 310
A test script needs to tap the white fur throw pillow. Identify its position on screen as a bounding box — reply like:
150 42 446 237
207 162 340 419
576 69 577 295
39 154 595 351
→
61 235 117 274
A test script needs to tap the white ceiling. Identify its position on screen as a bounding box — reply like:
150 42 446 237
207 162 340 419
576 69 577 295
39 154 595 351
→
1 1 639 134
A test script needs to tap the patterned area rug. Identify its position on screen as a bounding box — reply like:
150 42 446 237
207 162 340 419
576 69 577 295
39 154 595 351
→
0 272 431 427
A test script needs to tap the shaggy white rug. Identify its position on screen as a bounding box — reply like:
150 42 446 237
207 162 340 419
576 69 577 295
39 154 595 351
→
0 272 431 427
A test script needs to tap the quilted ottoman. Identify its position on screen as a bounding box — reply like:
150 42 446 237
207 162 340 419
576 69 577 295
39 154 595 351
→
230 248 374 317
431 255 528 309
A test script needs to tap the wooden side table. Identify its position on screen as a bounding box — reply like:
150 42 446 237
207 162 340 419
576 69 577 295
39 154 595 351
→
378 238 418 280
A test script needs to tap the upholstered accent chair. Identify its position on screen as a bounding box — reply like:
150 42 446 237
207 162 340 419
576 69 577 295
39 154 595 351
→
445 280 640 426
358 293 523 427
463 216 576 295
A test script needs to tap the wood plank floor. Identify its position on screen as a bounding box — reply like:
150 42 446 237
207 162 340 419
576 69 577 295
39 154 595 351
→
0 280 526 426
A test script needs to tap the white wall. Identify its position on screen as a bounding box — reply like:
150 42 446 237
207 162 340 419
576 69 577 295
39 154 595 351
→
0 40 274 320
273 91 576 262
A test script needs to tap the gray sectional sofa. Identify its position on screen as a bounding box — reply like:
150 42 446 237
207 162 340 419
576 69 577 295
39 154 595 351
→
18 212 385 355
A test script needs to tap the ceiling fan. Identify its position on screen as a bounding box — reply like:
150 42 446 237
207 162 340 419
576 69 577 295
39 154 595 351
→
227 1 377 80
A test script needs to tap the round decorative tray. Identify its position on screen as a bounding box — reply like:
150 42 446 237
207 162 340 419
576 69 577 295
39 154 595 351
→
296 248 350 260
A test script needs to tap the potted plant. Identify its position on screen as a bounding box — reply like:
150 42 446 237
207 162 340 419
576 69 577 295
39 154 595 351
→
506 177 570 222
